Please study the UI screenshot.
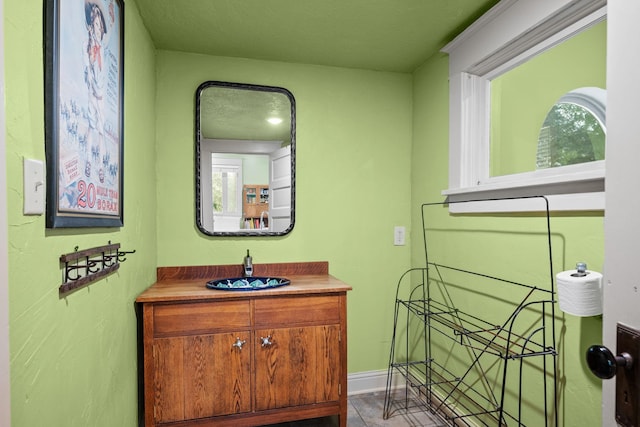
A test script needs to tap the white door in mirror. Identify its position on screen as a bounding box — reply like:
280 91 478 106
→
269 146 291 232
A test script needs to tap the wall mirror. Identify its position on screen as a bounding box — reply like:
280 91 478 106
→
195 81 295 236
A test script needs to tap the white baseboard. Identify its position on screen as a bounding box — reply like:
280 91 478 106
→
347 369 404 396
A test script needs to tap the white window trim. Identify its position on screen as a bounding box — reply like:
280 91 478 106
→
199 142 243 230
441 0 607 213
211 157 243 217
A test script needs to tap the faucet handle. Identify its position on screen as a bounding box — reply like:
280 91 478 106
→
243 250 253 277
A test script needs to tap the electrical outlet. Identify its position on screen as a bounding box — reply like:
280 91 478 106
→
394 226 405 246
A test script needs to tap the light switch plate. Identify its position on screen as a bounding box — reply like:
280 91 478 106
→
23 158 45 215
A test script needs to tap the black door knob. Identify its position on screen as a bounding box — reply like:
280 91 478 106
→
586 345 633 379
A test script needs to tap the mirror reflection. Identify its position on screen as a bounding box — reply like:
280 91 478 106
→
196 81 295 236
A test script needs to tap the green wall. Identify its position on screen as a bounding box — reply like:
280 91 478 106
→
412 53 604 426
241 154 269 185
5 0 606 425
6 0 158 425
154 51 413 374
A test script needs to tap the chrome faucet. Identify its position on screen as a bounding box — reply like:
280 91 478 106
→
243 250 253 277
259 211 269 230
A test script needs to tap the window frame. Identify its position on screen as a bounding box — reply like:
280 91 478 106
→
535 87 606 170
441 0 607 213
199 141 243 231
211 158 242 217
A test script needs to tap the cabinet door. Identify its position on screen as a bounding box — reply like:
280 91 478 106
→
153 332 251 423
254 325 340 411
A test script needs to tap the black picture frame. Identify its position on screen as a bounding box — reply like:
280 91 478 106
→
44 0 124 228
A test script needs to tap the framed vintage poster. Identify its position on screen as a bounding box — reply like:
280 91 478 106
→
44 0 124 228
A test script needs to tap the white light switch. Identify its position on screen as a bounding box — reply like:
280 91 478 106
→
23 158 45 215
394 226 406 246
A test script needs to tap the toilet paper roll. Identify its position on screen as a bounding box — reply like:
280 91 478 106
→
556 269 603 317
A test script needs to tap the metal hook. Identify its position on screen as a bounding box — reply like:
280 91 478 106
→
117 249 136 263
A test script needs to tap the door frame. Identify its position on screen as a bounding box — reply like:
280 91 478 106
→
602 1 640 425
0 0 11 423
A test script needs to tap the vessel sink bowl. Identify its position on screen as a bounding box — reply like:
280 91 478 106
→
206 276 290 291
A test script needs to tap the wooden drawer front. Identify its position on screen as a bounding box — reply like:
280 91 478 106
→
244 203 267 218
153 300 250 337
254 295 340 327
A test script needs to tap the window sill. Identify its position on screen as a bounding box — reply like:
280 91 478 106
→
442 177 604 213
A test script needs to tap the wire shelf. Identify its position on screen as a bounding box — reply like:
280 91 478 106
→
384 196 558 427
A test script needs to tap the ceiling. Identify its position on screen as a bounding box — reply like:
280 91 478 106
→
199 83 293 141
135 0 500 73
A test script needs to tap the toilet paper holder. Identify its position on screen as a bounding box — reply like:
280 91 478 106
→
573 262 588 277
556 262 603 317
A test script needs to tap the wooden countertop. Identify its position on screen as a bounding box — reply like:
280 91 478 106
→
136 261 352 303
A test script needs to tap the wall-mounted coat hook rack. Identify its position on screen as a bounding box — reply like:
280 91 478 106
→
117 248 136 262
59 241 136 294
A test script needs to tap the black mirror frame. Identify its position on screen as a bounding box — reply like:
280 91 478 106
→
195 81 296 237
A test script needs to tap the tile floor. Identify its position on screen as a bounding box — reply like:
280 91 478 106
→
265 390 445 427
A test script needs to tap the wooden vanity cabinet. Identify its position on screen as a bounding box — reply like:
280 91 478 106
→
147 300 252 423
137 266 350 427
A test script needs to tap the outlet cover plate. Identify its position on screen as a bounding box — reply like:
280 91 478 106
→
394 226 405 246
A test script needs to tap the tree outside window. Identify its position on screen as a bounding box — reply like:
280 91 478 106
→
537 101 605 169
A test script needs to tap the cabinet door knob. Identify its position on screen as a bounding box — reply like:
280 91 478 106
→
232 337 246 350
260 335 273 347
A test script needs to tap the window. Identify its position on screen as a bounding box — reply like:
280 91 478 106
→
441 0 606 212
536 87 606 170
198 140 243 231
211 159 241 216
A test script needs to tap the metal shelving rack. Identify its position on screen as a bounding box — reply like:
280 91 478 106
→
383 197 558 426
